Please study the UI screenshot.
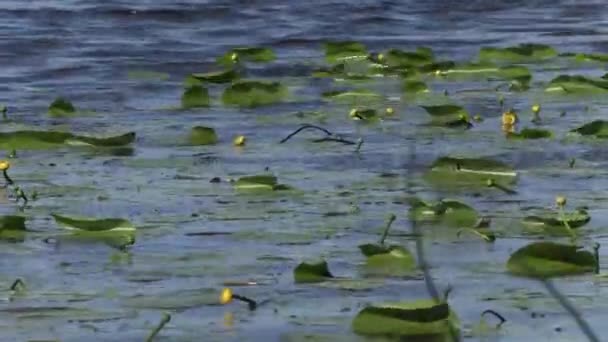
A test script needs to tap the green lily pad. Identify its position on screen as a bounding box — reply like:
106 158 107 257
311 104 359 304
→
189 126 218 146
436 64 531 81
324 41 367 63
234 174 291 192
571 120 608 138
403 80 429 93
190 69 240 84
361 246 416 277
222 80 287 107
507 242 596 278
52 213 136 232
382 48 433 67
420 105 471 128
217 47 275 65
181 85 210 108
0 130 135 149
561 52 608 63
48 97 76 117
409 198 479 227
507 128 552 140
352 300 459 337
322 89 383 104
425 156 517 188
349 108 378 121
479 44 557 62
523 209 590 229
294 260 334 283
545 75 608 93
0 215 26 231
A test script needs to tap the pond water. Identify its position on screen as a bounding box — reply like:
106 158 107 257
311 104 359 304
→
1 0 608 341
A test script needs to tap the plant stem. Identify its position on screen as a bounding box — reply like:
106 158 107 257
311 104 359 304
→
378 214 396 245
233 294 257 311
146 313 171 342
593 243 600 274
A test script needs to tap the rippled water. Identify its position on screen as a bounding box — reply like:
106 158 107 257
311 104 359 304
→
2 1 608 341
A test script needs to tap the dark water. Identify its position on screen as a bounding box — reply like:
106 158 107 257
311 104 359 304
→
1 1 608 341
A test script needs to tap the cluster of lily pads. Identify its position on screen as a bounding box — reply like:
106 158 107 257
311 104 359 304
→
4 40 608 340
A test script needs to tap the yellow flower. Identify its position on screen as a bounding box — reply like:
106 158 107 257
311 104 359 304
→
0 160 10 171
230 53 239 62
555 195 567 207
385 107 394 116
220 288 233 304
501 109 518 126
532 104 541 114
233 135 246 147
377 53 384 62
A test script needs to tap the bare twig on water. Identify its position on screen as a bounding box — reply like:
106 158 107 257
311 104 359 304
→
481 309 507 328
146 313 171 342
280 124 359 145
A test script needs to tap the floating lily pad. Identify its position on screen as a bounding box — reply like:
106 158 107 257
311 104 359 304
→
127 70 170 81
349 108 378 121
360 246 416 277
0 215 25 231
52 213 136 232
190 69 240 84
425 156 517 188
0 130 135 149
322 89 383 104
222 80 287 107
382 48 433 67
571 120 608 138
507 242 596 278
409 198 479 227
294 260 334 283
48 97 76 117
234 174 291 192
437 64 531 81
420 105 471 128
218 47 275 65
523 209 590 229
507 128 552 140
403 80 429 93
181 85 210 108
352 300 459 337
561 52 608 63
189 126 218 145
324 41 367 63
479 44 557 62
545 75 608 93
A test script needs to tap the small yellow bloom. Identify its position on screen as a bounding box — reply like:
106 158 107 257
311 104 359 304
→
532 104 541 114
377 53 384 62
220 288 233 304
556 195 567 207
385 107 394 116
0 160 10 171
434 69 441 76
233 135 246 147
230 53 239 62
501 109 518 126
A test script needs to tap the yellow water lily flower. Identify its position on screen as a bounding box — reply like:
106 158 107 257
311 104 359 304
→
385 107 394 116
0 160 10 171
230 53 239 63
233 135 246 147
220 288 233 304
377 53 384 62
501 109 518 126
532 104 541 114
555 195 567 208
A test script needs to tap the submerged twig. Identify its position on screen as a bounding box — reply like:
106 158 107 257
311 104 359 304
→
481 309 507 328
379 213 397 245
146 313 171 342
280 124 358 145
